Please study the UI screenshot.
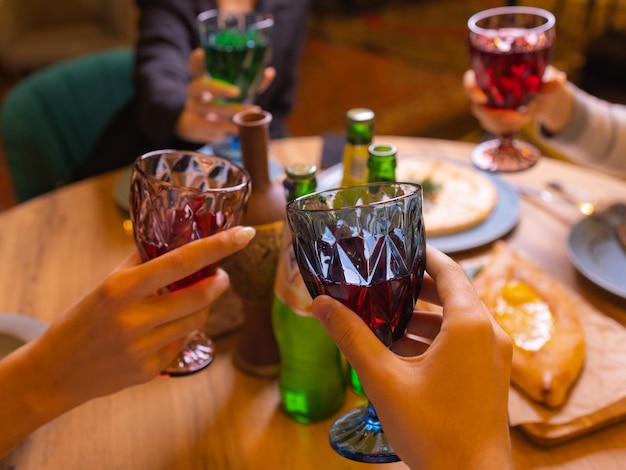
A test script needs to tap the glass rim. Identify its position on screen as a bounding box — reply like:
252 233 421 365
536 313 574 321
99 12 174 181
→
133 149 250 195
468 6 555 34
368 143 397 157
287 182 422 213
197 9 275 30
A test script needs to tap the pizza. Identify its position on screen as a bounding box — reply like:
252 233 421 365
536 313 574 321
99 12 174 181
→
396 157 498 236
472 241 586 408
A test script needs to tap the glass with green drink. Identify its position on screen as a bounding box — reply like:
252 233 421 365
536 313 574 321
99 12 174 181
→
197 9 274 104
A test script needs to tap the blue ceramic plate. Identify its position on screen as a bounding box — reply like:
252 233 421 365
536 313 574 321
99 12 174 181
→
568 217 626 299
318 159 521 254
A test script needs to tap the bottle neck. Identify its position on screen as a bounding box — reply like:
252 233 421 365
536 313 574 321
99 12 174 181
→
347 122 373 146
367 155 396 182
285 178 317 202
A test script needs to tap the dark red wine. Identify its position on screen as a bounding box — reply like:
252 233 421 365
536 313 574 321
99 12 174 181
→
136 209 221 291
302 271 418 346
469 30 552 109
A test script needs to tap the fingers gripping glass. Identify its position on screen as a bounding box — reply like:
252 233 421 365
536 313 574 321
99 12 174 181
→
130 150 250 376
468 6 556 172
287 182 426 463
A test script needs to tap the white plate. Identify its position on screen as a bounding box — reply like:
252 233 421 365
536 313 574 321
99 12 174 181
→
317 157 521 254
0 313 48 358
568 216 626 299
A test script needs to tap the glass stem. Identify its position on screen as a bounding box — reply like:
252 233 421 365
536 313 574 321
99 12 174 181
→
364 401 382 427
498 133 516 151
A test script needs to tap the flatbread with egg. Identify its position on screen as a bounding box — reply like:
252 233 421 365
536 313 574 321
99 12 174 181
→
472 241 585 408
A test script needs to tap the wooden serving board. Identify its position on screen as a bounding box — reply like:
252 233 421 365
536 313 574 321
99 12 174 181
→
518 397 626 446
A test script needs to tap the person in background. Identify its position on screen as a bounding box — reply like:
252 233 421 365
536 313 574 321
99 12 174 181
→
311 245 514 469
76 0 311 179
464 67 626 178
0 226 256 459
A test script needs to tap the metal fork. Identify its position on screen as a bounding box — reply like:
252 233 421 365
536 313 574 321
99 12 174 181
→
547 181 626 251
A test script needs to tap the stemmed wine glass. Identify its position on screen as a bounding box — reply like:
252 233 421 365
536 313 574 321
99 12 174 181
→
197 9 274 162
468 6 556 172
130 149 250 377
286 182 426 463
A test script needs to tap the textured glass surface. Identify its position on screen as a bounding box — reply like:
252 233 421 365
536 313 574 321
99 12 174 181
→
286 182 425 463
129 150 250 376
131 150 250 281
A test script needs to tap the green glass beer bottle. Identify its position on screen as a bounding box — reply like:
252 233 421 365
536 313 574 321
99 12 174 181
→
272 162 346 423
348 144 399 396
367 143 397 182
341 108 375 187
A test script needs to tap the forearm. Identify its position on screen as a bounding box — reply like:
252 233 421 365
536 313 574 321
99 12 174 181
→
536 83 626 176
408 424 512 470
0 340 72 458
535 80 575 135
134 0 196 145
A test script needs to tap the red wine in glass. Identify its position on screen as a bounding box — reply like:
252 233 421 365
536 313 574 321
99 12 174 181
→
299 235 421 345
137 210 221 292
469 34 553 110
287 182 426 463
130 150 250 377
468 6 556 172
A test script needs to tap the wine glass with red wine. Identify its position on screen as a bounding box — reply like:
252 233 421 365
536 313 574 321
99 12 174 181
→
286 182 426 463
468 6 556 172
130 149 250 376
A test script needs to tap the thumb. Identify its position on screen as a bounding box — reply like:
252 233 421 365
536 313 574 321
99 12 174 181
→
312 295 388 377
463 69 487 104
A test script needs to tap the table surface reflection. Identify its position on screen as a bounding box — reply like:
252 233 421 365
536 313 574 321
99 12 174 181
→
1 136 625 469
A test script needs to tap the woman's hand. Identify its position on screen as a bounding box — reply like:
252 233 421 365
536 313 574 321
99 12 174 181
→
0 226 256 458
175 48 276 143
311 245 513 469
464 66 572 137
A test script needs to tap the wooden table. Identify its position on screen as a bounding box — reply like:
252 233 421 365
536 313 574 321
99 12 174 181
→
1 136 625 469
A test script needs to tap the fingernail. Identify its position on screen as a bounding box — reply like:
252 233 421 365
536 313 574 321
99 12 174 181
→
233 226 256 245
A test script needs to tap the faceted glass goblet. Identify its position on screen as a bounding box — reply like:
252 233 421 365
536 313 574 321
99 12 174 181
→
468 6 556 172
287 182 426 463
197 9 274 105
130 150 250 377
197 9 274 163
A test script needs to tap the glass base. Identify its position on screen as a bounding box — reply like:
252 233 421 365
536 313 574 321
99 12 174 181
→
329 403 400 463
160 330 215 377
471 138 541 172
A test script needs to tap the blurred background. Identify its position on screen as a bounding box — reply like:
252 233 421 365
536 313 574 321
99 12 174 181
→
1 0 625 209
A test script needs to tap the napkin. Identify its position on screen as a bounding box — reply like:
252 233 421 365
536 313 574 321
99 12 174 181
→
507 288 626 443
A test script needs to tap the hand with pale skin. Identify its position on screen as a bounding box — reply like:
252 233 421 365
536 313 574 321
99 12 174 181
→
175 48 276 144
312 246 514 469
464 66 575 137
0 226 256 459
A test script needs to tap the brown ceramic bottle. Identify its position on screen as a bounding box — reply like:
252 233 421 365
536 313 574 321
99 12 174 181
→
223 110 284 377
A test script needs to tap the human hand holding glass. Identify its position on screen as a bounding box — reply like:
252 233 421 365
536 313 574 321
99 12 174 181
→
130 150 250 376
311 246 514 469
0 228 256 459
468 6 556 172
196 9 274 160
287 182 426 463
464 66 573 139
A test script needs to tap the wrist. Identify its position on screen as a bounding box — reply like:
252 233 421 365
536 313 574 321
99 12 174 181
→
0 339 73 457
536 82 574 136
